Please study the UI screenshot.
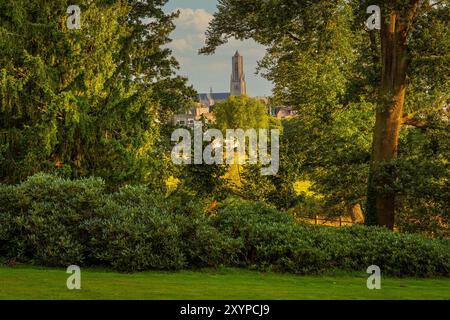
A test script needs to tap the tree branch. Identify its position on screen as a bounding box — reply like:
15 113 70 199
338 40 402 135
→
402 116 428 129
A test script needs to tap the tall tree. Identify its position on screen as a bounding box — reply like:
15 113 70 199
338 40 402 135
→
363 1 450 228
200 0 450 230
0 0 195 187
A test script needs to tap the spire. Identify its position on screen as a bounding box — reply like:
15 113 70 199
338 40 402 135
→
234 50 240 57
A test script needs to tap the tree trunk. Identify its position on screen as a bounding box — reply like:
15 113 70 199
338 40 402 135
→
366 11 413 230
350 203 365 224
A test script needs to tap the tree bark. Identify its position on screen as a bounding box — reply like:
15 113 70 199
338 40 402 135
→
366 5 419 230
350 203 365 224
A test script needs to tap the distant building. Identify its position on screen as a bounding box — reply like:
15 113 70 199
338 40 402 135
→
197 51 247 108
172 51 291 126
271 106 297 119
230 51 246 96
198 88 230 109
172 104 215 128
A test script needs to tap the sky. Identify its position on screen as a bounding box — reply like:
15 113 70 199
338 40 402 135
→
163 0 273 97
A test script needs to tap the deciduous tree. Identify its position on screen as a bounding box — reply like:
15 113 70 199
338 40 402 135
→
201 0 450 230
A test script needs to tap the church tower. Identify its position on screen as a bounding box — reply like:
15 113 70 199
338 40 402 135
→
230 51 247 96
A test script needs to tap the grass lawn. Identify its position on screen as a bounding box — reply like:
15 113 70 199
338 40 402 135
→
0 265 448 300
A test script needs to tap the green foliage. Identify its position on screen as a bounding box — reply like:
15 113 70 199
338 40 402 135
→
201 0 450 230
0 174 232 271
239 163 303 211
175 214 241 268
181 162 228 200
242 104 448 235
176 121 229 200
214 200 450 276
239 164 277 202
202 0 450 117
395 114 450 237
0 173 105 265
212 96 286 206
82 203 186 272
0 0 195 187
1 174 448 276
214 95 270 130
240 103 374 215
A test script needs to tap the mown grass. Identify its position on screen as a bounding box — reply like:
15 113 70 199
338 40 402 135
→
0 265 449 300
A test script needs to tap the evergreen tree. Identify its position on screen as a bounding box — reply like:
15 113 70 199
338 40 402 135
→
0 0 196 187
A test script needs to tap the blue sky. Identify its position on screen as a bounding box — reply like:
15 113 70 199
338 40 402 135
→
163 0 273 96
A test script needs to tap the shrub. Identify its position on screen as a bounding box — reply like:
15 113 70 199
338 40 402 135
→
176 215 242 268
93 186 235 270
82 201 186 272
213 200 450 276
1 174 449 276
0 184 18 256
334 226 450 276
0 173 105 265
0 174 233 271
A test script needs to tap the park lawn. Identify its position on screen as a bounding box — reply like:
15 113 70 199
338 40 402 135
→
0 265 448 300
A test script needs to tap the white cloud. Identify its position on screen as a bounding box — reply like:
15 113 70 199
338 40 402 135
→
174 8 213 32
166 6 273 96
171 38 193 52
168 8 212 54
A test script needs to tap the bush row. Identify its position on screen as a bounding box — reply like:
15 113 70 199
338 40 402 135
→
0 174 449 276
215 200 450 276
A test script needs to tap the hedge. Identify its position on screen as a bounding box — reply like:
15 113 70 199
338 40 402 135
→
0 173 448 276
